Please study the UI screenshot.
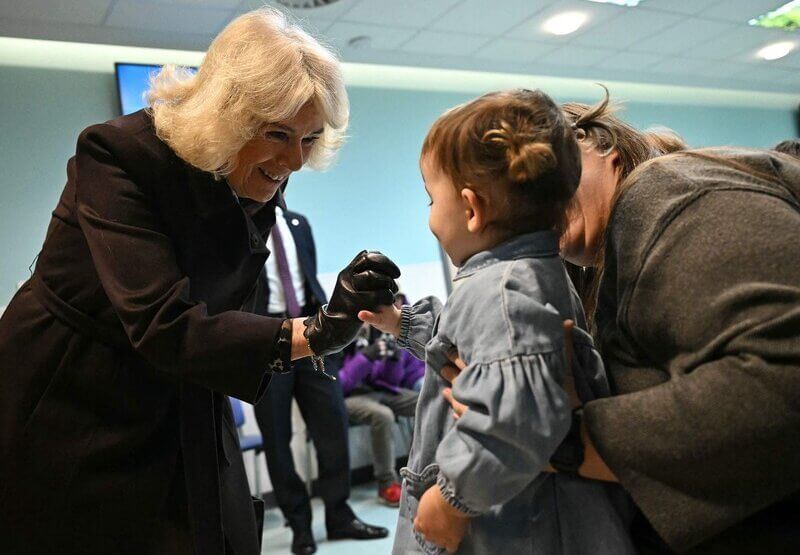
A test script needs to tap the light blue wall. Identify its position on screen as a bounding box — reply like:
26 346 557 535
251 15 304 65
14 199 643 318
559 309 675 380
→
284 87 798 277
0 66 118 304
0 65 796 303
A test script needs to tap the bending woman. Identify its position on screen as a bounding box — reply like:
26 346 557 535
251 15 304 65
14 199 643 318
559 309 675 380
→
0 8 398 555
365 93 800 553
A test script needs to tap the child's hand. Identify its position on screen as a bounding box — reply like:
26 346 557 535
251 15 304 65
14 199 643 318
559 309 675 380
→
358 304 402 337
413 484 470 553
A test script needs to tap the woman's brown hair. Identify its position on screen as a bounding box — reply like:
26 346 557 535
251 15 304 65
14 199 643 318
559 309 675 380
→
561 87 686 319
562 87 685 183
421 89 582 235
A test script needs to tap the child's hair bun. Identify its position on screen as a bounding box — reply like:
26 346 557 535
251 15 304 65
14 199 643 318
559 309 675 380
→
484 123 557 184
508 140 557 183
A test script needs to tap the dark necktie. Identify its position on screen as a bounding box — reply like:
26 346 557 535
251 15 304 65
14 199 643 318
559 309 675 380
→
270 222 302 318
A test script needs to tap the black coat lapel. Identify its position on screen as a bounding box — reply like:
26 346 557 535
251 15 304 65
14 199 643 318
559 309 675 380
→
181 166 281 313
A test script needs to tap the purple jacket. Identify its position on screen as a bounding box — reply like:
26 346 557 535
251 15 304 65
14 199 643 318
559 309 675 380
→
339 349 425 396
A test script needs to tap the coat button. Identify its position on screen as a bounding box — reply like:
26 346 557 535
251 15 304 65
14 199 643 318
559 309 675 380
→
250 233 261 247
291 218 300 226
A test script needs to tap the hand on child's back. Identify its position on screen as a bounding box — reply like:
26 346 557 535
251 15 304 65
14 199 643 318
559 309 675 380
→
441 320 577 419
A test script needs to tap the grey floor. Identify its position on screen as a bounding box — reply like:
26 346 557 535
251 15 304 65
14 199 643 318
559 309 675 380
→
261 482 399 554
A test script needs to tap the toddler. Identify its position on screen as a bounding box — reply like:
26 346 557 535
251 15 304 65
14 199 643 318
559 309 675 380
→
363 89 635 554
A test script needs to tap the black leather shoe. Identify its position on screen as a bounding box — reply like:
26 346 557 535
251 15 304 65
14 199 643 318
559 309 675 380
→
327 517 389 540
291 529 317 555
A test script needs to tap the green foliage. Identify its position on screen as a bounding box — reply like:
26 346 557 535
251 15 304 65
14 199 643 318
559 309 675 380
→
750 6 800 31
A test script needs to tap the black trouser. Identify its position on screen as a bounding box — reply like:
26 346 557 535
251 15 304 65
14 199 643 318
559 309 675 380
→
254 356 354 533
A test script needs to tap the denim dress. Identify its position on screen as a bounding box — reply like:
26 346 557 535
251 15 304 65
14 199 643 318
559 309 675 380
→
392 231 635 554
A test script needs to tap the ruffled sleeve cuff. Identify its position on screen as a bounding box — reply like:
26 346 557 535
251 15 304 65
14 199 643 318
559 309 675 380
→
436 471 482 517
398 305 413 346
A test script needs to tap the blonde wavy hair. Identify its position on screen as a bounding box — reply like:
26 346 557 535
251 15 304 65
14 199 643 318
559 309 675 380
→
147 7 349 176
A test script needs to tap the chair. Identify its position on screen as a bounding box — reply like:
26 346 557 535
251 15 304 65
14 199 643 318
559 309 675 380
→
229 397 265 495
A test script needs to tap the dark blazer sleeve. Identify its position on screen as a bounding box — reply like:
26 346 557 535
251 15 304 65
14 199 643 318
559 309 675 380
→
585 189 800 551
73 123 279 403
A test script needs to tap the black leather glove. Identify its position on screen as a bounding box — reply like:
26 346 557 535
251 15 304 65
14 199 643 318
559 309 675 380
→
305 250 400 356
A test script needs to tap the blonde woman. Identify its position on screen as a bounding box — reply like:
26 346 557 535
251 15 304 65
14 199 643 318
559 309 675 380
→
0 8 399 555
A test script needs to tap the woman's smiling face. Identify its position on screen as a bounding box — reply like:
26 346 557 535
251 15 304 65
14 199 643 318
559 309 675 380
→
227 101 324 202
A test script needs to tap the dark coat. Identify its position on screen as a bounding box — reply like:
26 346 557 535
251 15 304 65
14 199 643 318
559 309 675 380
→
0 110 284 554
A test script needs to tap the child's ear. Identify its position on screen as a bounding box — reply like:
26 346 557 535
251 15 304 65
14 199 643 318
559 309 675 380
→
461 188 487 233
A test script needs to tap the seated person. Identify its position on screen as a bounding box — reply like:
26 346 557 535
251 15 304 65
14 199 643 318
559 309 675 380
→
339 315 423 506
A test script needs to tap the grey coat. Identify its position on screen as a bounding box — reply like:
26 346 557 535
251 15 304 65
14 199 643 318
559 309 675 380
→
392 231 635 554
585 148 800 553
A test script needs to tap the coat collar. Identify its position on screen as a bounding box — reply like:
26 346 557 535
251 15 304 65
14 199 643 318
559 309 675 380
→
183 164 287 257
454 230 561 281
184 164 286 222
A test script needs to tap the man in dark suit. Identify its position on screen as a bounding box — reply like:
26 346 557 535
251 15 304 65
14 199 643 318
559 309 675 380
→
252 206 388 555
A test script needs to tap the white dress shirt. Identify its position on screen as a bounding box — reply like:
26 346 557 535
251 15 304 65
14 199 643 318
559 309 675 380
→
265 206 307 314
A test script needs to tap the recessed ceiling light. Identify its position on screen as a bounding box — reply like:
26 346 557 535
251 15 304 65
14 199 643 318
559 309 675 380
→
543 12 588 35
757 41 795 60
586 0 644 6
749 1 800 31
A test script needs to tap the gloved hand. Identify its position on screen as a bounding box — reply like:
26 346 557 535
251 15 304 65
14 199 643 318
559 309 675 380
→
305 251 400 356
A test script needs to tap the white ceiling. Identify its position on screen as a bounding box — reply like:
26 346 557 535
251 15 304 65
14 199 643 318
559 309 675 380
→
0 0 798 94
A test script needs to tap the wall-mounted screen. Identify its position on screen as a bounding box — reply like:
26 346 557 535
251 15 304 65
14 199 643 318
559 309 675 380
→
114 63 162 116
114 63 197 116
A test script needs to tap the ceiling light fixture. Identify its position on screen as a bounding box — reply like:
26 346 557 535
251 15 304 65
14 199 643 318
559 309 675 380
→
757 41 795 60
586 0 644 6
543 12 588 35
